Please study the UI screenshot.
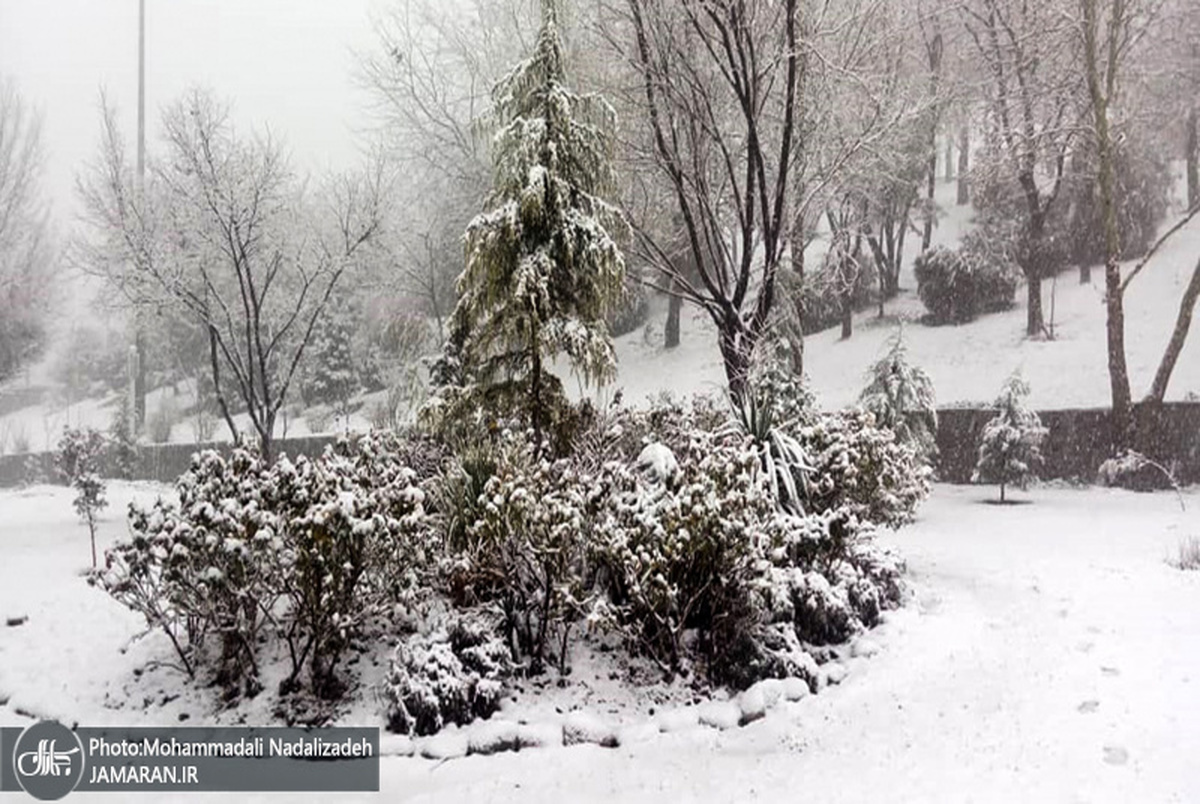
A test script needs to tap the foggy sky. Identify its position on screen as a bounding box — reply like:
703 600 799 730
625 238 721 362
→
0 0 382 228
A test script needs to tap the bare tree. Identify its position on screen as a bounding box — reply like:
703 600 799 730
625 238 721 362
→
76 90 384 460
0 77 56 381
360 0 535 331
962 0 1081 337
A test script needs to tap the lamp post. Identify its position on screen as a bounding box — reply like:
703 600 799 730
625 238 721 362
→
132 0 147 432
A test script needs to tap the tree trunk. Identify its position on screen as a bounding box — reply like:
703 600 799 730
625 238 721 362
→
1083 0 1133 453
1079 262 1091 284
1146 254 1200 403
665 291 682 349
957 127 970 206
260 410 276 464
718 320 752 403
943 136 953 182
999 481 1005 503
841 291 853 340
922 152 936 252
134 326 147 431
1026 274 1044 337
787 204 806 376
1187 108 1198 211
1105 271 1133 451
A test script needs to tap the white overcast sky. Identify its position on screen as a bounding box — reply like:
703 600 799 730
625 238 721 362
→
0 0 383 227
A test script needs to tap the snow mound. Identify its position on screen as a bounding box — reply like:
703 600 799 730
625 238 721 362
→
562 711 620 748
516 722 563 750
851 638 881 658
696 700 741 730
420 728 469 760
635 442 678 484
657 707 700 733
379 734 415 758
819 663 849 688
780 676 812 702
467 719 521 756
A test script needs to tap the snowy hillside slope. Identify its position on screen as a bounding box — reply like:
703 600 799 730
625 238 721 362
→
597 180 1200 411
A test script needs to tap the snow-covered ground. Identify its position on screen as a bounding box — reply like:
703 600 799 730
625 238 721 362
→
3 481 1197 802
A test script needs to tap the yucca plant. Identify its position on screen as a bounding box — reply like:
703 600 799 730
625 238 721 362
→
728 379 813 516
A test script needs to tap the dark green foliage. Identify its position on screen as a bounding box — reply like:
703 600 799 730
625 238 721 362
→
914 244 1019 324
433 0 624 444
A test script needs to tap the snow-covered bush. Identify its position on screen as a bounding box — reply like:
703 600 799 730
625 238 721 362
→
107 448 281 695
973 374 1048 502
1169 537 1200 572
590 431 770 681
762 534 905 648
449 436 595 674
858 333 938 463
798 410 931 528
384 615 509 736
55 427 109 568
270 432 436 697
1097 449 1179 493
95 431 436 699
914 245 1018 325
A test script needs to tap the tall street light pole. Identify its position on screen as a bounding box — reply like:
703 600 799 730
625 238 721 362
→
132 0 147 431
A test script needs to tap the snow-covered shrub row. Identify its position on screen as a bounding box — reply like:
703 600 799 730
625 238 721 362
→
385 614 510 736
92 431 436 700
416 391 923 698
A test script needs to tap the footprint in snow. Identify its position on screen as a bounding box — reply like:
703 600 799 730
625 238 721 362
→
1077 700 1099 714
1101 666 1120 677
1102 745 1129 765
1076 641 1094 653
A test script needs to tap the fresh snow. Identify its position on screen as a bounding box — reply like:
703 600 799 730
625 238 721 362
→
2 481 1198 802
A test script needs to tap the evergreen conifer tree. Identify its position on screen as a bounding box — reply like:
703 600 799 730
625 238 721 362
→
858 330 938 462
973 374 1047 502
435 0 624 447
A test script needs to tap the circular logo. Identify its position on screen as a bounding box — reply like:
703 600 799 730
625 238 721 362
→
13 721 85 801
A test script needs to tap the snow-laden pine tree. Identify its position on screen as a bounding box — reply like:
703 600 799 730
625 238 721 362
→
439 0 624 446
973 374 1048 503
858 331 938 463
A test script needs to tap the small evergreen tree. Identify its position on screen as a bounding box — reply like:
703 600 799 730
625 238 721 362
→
858 331 938 462
55 427 109 567
436 0 624 448
108 400 138 480
972 374 1047 502
302 294 359 416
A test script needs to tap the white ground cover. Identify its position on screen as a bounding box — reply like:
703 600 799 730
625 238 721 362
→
2 480 1197 802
